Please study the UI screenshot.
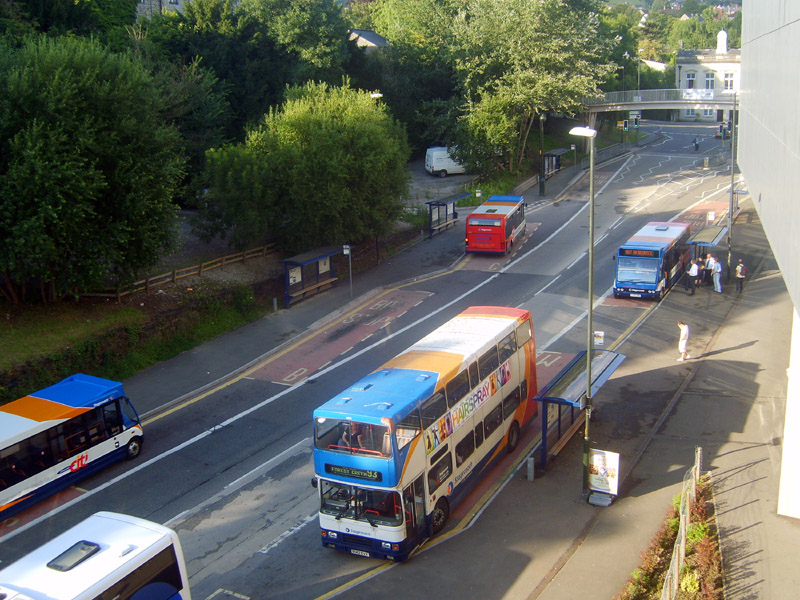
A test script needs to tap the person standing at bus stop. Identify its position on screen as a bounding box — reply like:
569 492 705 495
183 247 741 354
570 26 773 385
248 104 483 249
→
685 259 698 295
677 321 691 361
712 256 723 293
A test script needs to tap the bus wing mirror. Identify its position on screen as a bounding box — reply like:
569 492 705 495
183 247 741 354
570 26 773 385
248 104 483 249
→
612 255 616 261
311 478 318 488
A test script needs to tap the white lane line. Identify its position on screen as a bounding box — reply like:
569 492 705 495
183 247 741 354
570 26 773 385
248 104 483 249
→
534 275 561 296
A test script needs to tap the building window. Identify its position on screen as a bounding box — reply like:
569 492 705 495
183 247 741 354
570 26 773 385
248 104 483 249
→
705 73 715 90
724 72 735 90
686 72 696 89
685 109 696 118
703 109 714 118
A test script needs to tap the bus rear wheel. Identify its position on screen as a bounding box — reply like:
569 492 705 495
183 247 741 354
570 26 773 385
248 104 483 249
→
432 498 450 534
507 422 520 452
126 437 142 460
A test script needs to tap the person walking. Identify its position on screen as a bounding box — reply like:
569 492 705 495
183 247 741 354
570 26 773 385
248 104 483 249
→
686 259 698 295
735 258 747 293
712 256 723 293
677 321 691 361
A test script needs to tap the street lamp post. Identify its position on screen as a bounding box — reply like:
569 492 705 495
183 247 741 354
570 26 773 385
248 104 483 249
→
571 144 577 173
539 113 547 196
622 51 629 95
727 92 737 283
570 126 597 502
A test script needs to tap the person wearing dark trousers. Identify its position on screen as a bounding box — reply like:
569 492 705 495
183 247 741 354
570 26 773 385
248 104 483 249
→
686 259 698 295
735 258 747 294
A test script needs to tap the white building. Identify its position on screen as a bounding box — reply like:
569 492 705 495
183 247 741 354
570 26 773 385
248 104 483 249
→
739 1 800 520
676 30 740 122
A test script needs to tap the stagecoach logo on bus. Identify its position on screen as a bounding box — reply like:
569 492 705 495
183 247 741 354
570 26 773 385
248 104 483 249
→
425 360 512 455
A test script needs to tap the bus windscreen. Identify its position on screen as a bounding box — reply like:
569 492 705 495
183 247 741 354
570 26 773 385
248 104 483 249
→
616 256 660 285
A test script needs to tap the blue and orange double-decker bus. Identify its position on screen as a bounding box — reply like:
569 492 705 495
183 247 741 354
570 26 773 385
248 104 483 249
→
311 306 539 561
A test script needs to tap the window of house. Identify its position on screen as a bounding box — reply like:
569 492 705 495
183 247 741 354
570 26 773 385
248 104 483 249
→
703 109 715 118
686 72 696 89
705 73 715 90
724 73 734 90
685 109 696 118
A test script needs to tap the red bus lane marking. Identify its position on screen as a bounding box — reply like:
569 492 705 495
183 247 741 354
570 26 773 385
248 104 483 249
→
449 351 576 523
250 290 433 385
676 199 730 229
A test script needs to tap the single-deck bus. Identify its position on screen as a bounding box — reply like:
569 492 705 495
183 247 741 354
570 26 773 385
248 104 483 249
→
0 374 143 519
0 511 190 600
312 306 539 561
613 221 691 300
465 195 526 254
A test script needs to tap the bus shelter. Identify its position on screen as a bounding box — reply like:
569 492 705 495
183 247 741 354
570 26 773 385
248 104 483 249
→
543 148 571 179
425 195 463 238
535 350 626 470
687 226 728 260
279 246 341 308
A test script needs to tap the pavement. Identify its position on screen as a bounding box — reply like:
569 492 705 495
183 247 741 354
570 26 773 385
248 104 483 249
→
124 159 799 599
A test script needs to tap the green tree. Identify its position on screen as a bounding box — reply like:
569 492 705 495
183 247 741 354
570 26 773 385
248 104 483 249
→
452 0 614 173
197 81 410 253
0 36 185 304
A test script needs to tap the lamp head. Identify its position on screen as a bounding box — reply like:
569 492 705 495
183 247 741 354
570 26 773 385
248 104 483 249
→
569 126 597 139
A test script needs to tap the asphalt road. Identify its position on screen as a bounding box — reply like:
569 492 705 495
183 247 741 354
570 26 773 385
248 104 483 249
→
0 123 739 600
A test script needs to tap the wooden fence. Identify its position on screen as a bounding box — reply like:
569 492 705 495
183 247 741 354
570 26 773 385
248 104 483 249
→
83 243 277 301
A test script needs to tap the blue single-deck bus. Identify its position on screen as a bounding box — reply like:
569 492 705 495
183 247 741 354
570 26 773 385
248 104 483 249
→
613 221 691 300
0 374 143 519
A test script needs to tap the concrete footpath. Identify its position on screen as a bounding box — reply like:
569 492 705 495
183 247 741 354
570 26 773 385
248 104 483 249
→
124 162 799 598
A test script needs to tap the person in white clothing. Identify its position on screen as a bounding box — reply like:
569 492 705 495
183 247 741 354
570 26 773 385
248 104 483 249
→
677 321 690 361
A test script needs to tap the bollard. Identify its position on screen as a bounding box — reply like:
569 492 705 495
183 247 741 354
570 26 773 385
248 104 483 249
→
703 156 709 168
273 297 278 312
527 457 535 481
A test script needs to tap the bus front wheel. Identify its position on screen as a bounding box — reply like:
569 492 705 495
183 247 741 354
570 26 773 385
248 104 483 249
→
126 437 142 460
507 422 520 452
432 498 450 534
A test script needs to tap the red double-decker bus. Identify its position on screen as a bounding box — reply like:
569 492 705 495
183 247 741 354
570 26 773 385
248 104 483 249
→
465 195 526 254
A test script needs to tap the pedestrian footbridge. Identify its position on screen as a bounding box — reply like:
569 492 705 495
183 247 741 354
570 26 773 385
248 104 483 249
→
584 89 736 114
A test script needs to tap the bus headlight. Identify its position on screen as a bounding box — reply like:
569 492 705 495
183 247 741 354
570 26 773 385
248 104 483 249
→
322 531 338 540
381 542 391 549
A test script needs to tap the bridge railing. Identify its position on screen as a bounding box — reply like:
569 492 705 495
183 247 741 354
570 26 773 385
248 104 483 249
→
585 88 736 106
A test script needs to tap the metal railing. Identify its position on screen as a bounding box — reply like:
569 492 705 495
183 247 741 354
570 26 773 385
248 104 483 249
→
585 89 737 107
661 446 704 600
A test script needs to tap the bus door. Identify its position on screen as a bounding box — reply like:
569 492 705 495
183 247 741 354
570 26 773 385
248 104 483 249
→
403 475 427 546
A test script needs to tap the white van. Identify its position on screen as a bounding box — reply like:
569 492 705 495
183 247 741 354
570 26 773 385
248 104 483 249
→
425 146 466 178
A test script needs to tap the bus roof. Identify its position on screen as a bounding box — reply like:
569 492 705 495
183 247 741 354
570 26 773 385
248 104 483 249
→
314 307 526 422
622 221 690 248
0 374 125 449
0 512 177 600
470 195 523 217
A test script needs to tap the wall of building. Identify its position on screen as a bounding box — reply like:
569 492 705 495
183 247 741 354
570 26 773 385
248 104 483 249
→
739 0 800 519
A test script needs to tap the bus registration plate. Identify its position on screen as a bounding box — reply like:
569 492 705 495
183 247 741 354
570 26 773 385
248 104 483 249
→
350 549 370 557
629 293 642 298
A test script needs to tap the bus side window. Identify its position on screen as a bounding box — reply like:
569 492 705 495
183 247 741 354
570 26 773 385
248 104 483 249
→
515 321 532 347
445 370 471 407
102 401 122 437
474 423 484 448
455 432 475 468
396 409 421 450
498 333 516 363
421 392 447 429
503 387 521 420
428 453 452 494
484 405 503 436
468 362 479 387
478 346 499 380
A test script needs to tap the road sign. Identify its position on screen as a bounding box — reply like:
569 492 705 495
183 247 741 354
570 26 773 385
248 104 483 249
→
629 110 641 118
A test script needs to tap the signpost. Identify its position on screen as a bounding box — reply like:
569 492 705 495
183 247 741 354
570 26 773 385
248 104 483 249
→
343 244 352 297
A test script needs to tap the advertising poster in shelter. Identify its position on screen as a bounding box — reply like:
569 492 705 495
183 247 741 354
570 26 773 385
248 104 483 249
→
588 448 620 496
